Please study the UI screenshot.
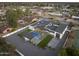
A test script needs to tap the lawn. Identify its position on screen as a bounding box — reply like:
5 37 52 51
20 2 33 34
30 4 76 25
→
18 28 32 39
25 28 32 32
37 34 53 48
19 28 32 35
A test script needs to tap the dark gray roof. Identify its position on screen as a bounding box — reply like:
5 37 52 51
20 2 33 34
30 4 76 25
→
46 22 68 34
32 18 68 34
46 23 58 31
31 18 50 28
55 23 67 33
23 32 34 39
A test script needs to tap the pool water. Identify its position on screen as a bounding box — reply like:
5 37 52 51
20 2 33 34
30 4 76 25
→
31 32 41 40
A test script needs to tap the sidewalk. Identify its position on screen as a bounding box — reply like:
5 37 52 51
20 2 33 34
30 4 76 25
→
2 25 29 38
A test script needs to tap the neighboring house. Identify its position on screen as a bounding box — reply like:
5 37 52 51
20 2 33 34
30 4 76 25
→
0 9 6 22
0 9 6 16
62 8 70 18
0 25 12 34
32 18 38 22
47 12 63 19
72 16 79 21
22 16 36 22
30 8 45 16
18 16 37 26
40 7 53 10
17 20 25 25
30 18 69 39
48 12 62 17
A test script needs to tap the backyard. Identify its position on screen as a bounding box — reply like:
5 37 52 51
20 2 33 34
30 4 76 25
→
37 34 53 48
18 28 32 39
18 27 54 48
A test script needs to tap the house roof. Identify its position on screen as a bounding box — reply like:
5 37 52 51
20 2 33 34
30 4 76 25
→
55 23 67 33
46 21 68 34
31 18 68 34
19 16 35 23
72 16 79 19
0 25 9 33
46 24 58 32
32 18 50 28
23 32 33 39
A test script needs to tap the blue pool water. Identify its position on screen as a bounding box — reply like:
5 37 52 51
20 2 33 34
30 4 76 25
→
31 32 41 40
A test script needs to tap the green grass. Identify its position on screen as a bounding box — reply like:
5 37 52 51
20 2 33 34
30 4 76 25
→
58 48 79 56
18 28 32 40
19 28 32 35
25 28 32 32
58 49 67 56
38 35 53 48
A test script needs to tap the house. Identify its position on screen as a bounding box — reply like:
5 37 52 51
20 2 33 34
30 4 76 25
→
29 18 50 30
30 8 45 16
18 16 37 26
32 18 38 22
45 22 68 39
30 18 69 39
0 9 6 16
47 12 63 19
0 25 12 34
40 7 53 10
62 8 70 18
48 12 62 17
17 19 25 25
72 16 79 21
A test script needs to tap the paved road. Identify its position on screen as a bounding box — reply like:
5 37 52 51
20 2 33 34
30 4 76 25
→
2 25 29 38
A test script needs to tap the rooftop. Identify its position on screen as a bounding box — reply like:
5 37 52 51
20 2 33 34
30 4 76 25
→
55 23 67 33
32 18 68 34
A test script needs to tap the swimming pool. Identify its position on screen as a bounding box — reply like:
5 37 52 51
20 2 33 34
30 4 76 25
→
31 32 41 40
30 32 42 45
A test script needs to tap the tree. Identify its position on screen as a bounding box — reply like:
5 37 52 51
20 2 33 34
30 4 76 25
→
16 8 24 18
68 4 79 16
6 9 18 28
0 37 16 55
24 8 31 16
59 48 79 56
